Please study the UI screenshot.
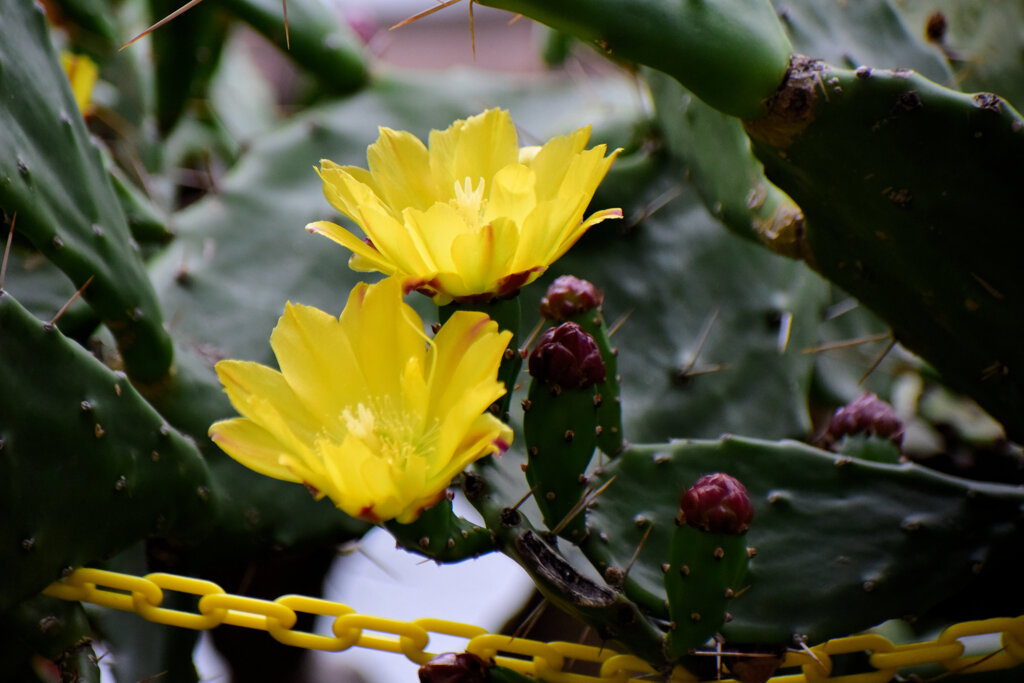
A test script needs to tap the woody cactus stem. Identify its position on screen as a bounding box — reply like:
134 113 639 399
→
540 276 624 456
664 473 753 658
462 472 670 668
523 322 605 542
477 0 792 119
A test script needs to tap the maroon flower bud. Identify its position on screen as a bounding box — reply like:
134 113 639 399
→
827 393 904 446
539 275 604 321
528 322 606 389
679 473 753 535
418 652 490 683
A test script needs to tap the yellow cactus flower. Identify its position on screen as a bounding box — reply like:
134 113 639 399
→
208 276 513 524
60 52 98 115
306 108 622 305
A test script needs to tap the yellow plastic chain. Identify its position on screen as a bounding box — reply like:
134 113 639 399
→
44 568 1024 682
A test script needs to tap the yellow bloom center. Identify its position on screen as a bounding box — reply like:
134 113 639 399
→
340 399 439 472
451 177 486 228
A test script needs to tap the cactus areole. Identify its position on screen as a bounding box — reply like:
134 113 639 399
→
678 473 754 535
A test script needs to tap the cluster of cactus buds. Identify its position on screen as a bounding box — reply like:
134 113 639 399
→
539 276 624 456
827 392 904 446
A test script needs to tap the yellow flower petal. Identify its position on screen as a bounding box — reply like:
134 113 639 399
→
483 164 537 227
449 218 518 296
268 301 367 422
208 276 512 524
209 417 302 483
313 108 620 303
528 125 592 200
367 127 437 212
305 220 395 275
60 52 98 115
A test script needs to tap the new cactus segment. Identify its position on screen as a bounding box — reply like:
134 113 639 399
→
524 321 605 541
0 291 213 614
540 276 625 456
664 474 753 658
824 393 905 464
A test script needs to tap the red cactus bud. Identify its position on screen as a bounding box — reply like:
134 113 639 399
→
679 473 753 535
539 275 604 320
827 393 904 445
528 322 606 389
418 652 490 683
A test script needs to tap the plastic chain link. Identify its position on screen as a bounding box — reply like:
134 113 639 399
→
43 569 1024 682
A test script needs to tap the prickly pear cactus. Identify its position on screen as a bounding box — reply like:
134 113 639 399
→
0 290 212 613
5 0 1024 679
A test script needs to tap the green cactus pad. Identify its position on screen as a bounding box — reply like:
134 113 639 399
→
561 307 625 457
0 0 173 383
745 59 1024 441
585 437 1024 645
893 0 1024 110
0 291 212 613
0 595 94 679
773 0 953 85
664 525 750 657
148 0 228 134
524 378 600 542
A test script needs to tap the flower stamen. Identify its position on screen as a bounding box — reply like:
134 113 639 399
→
451 177 487 228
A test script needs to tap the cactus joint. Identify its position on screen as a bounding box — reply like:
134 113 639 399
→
744 55 823 149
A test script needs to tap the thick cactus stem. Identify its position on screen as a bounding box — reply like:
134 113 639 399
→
463 472 670 668
664 474 753 658
477 0 793 119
